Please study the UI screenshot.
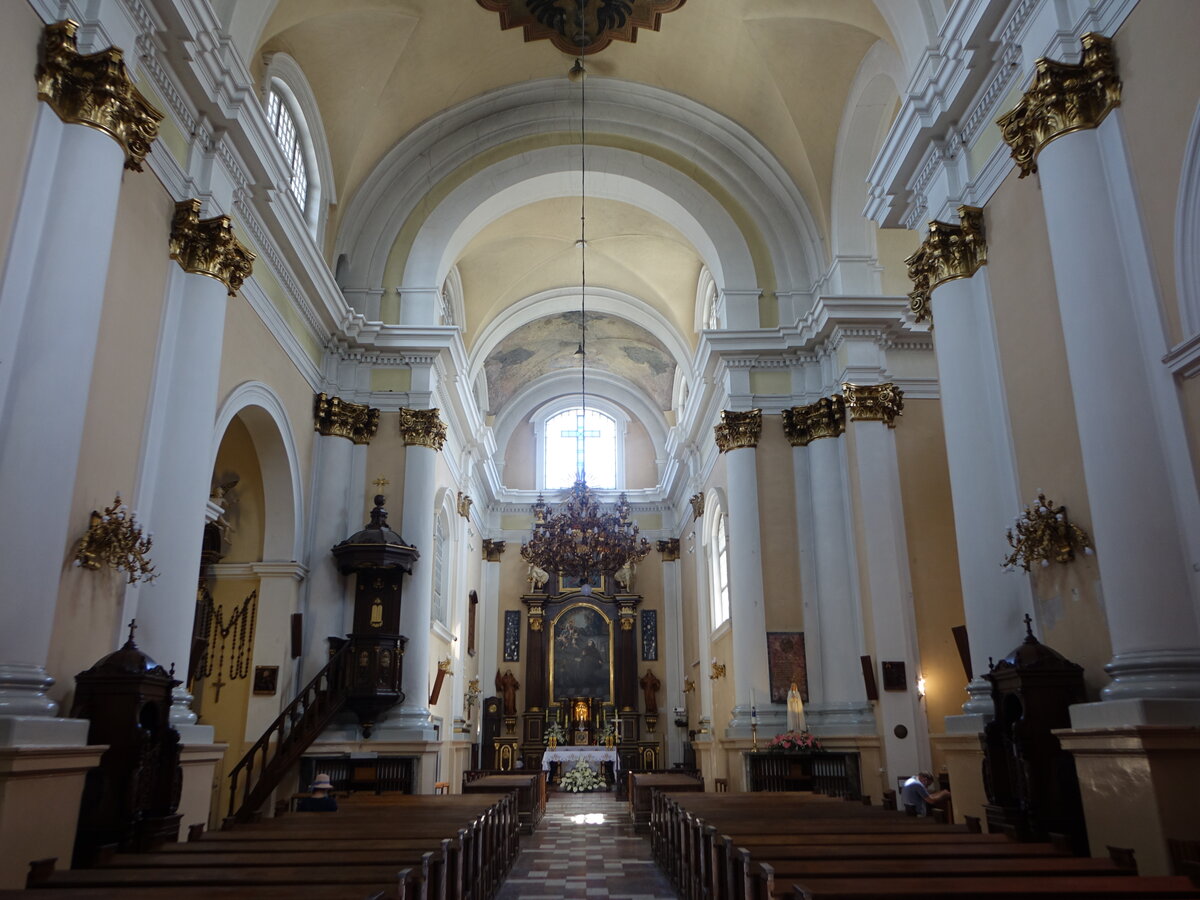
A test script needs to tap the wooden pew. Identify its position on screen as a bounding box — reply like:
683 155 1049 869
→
785 875 1200 899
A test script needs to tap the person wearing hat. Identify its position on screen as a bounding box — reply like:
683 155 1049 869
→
297 773 338 812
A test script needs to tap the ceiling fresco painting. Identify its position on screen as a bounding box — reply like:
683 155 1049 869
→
484 312 676 415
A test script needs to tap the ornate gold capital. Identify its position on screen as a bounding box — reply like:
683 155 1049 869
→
169 199 256 296
689 493 705 520
36 21 163 172
997 33 1121 178
904 206 987 323
482 539 507 561
313 393 380 444
714 409 762 453
657 538 680 562
457 492 473 519
842 383 904 428
399 407 447 451
782 396 847 447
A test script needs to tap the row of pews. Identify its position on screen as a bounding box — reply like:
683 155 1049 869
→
4 791 521 900
650 790 1200 900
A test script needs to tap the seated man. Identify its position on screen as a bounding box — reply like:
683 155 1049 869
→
297 773 338 812
901 772 950 816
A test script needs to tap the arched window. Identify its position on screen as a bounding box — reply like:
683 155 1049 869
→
266 88 308 208
432 511 449 628
261 54 335 242
708 502 730 629
543 407 618 489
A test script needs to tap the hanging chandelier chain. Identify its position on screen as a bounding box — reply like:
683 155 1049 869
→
579 45 588 478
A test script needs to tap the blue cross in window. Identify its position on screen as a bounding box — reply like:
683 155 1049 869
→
561 411 601 480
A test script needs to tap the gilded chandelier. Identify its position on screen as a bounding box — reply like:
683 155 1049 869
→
74 494 156 584
521 478 650 579
1002 491 1094 572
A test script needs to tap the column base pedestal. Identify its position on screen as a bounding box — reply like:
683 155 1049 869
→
0 743 107 888
932 727 988 825
1056 725 1200 875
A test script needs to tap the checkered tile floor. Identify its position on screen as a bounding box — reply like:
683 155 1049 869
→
496 791 677 898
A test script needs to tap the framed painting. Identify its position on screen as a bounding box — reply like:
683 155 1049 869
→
550 604 612 702
881 660 908 692
641 609 658 660
253 666 278 695
766 632 808 704
503 610 520 662
556 571 604 594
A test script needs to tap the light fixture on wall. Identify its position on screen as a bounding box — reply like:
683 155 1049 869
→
1002 490 1094 572
519 56 650 582
74 494 157 584
916 675 927 699
710 659 726 680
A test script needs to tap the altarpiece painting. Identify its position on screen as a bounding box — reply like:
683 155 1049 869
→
551 604 612 702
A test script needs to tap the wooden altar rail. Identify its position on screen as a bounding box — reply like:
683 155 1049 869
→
651 792 1200 900
16 792 520 900
461 771 546 833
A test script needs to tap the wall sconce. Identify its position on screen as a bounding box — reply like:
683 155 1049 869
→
1002 490 1094 572
437 658 454 676
710 660 726 680
74 494 156 584
916 675 927 699
682 677 695 694
464 677 481 718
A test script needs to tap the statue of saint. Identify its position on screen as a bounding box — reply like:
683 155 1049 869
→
527 564 549 589
496 668 521 716
640 668 661 712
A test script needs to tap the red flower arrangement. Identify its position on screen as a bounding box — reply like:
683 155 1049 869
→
766 730 821 752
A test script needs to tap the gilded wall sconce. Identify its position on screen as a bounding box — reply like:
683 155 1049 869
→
710 660 726 680
73 494 156 584
682 676 695 694
1002 490 1094 572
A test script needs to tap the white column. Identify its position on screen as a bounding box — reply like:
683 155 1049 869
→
806 434 874 732
722 441 776 736
244 563 306 742
930 275 1032 723
660 543 685 765
393 407 443 740
0 110 124 745
127 265 228 740
690 516 715 742
846 390 926 783
1036 119 1200 724
299 432 361 685
477 544 503 738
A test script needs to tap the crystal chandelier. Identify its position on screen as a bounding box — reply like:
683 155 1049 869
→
519 56 650 582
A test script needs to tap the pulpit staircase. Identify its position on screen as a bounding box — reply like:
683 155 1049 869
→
226 643 352 823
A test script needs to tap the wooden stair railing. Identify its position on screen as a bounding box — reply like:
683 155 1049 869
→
227 642 352 823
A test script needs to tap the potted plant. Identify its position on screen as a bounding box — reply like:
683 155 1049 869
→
544 720 567 749
559 759 607 793
597 719 616 748
766 730 822 753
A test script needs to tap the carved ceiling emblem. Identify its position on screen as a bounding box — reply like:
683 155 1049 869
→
478 0 687 55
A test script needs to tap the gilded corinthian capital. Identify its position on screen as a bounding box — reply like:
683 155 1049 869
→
904 207 986 324
842 383 904 428
399 407 447 451
36 20 163 172
782 396 847 447
169 199 256 296
313 393 380 444
714 409 762 453
997 33 1121 178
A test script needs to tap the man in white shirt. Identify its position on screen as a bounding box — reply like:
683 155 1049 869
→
901 772 950 816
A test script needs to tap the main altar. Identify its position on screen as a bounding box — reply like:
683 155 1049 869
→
489 569 662 782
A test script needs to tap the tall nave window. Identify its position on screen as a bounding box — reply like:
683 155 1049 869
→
544 408 617 489
267 89 309 208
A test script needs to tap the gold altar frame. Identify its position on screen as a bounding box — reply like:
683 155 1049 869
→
548 601 615 704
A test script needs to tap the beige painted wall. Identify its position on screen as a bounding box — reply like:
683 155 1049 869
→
46 168 174 708
0 5 40 270
893 399 967 749
502 422 535 490
756 416 803 633
365 411 408 520
216 292 317 515
1115 0 1200 347
212 418 266 562
985 174 1113 696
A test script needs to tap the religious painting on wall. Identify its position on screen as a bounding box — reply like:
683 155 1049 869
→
557 571 604 594
641 609 658 660
551 604 612 702
766 632 808 703
503 610 520 661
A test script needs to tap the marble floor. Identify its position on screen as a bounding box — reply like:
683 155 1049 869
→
496 790 678 899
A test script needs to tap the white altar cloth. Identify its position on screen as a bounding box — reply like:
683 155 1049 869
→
541 746 619 773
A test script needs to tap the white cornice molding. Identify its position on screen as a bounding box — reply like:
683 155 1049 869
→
867 0 1139 229
207 561 308 581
